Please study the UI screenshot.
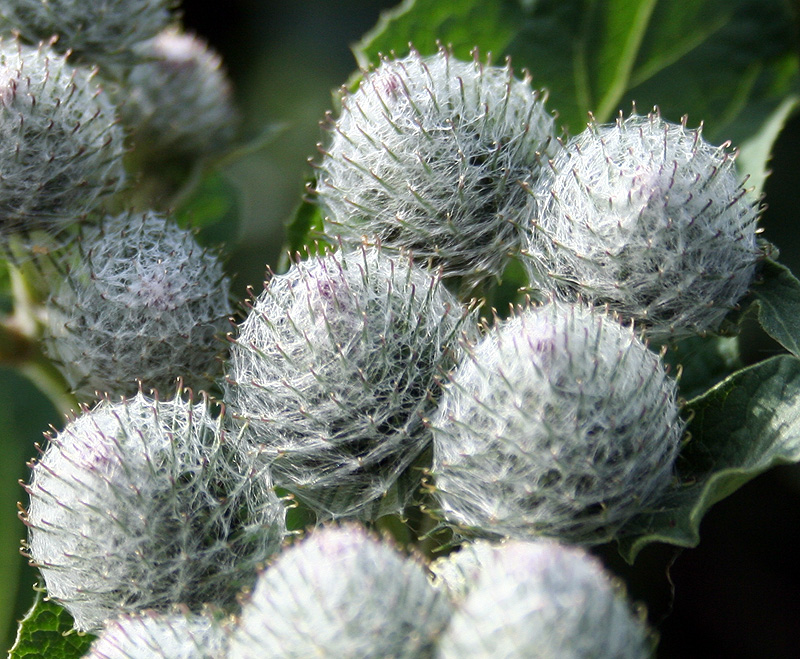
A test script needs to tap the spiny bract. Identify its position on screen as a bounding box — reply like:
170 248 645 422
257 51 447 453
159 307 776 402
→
523 111 761 340
121 27 238 163
24 391 287 632
42 210 233 400
0 37 124 237
228 525 453 659
432 301 683 544
0 0 174 66
85 610 230 659
225 245 473 520
316 47 558 289
435 540 651 658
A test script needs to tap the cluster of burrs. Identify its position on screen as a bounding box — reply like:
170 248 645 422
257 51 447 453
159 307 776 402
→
14 22 767 658
81 525 652 659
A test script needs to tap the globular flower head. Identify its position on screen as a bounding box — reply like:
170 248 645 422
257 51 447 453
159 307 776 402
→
228 525 453 659
431 301 683 544
0 38 125 238
42 210 233 400
316 47 558 289
224 245 475 520
85 610 230 659
523 111 761 340
121 28 238 163
24 391 287 632
436 540 652 658
0 0 174 67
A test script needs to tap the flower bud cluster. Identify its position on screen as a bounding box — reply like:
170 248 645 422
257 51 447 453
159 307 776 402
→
0 0 174 66
316 47 558 288
229 525 453 659
433 539 651 658
24 391 287 632
0 38 124 237
524 112 761 340
121 27 239 163
225 245 474 519
431 301 683 543
42 211 233 400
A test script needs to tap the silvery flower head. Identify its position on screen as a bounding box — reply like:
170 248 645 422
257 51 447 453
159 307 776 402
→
432 300 683 544
317 47 558 289
436 539 652 658
85 610 230 659
0 0 174 67
122 27 238 163
229 525 453 659
42 210 233 400
524 111 761 340
0 37 124 238
225 245 475 520
24 390 287 632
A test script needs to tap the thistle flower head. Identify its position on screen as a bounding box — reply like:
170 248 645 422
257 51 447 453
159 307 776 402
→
86 610 230 659
523 111 761 340
24 391 287 632
42 210 233 400
229 525 453 659
436 540 651 658
316 47 558 288
122 28 238 162
431 301 683 543
0 0 174 66
0 37 124 238
225 245 475 519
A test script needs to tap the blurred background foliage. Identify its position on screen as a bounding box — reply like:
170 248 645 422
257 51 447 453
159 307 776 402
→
4 1 800 656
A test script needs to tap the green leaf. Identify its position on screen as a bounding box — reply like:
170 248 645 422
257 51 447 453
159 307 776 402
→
357 0 799 157
738 94 799 195
617 354 800 563
747 258 800 358
9 592 95 659
175 171 241 247
353 0 527 66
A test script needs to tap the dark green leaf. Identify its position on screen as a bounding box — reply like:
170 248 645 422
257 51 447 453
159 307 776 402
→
747 258 800 358
9 593 95 659
357 0 799 186
618 354 800 562
353 0 527 66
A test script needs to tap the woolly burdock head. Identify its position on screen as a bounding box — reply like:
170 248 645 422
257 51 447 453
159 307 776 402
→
85 610 230 659
316 47 558 289
523 111 761 340
431 301 682 543
122 28 238 162
436 540 651 658
24 391 287 633
0 38 124 238
229 525 453 659
225 245 473 520
42 210 233 400
0 0 173 66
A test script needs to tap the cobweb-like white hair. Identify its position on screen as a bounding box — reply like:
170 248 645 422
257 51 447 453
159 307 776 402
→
42 211 233 400
229 525 453 659
225 245 475 519
523 112 761 340
86 609 230 659
432 301 682 544
436 540 651 658
317 47 559 289
24 391 287 632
